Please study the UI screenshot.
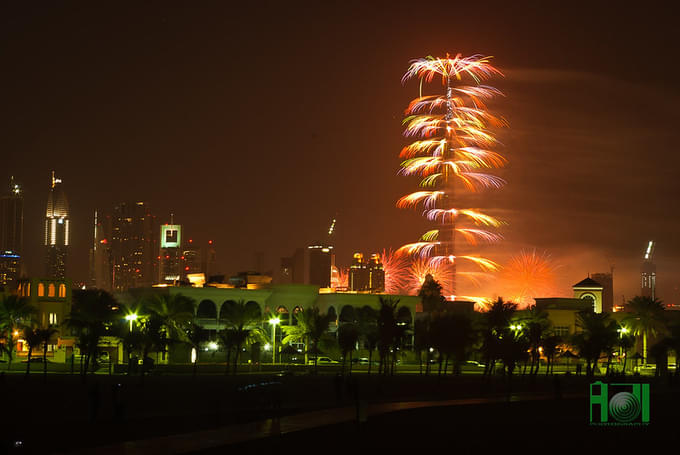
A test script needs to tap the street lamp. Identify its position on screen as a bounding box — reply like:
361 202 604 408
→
268 317 280 364
125 313 138 332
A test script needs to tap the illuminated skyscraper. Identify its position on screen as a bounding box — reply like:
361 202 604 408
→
0 177 24 289
109 202 157 290
44 172 69 279
159 217 182 283
641 241 656 299
349 252 385 292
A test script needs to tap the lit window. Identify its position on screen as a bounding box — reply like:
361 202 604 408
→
58 284 66 298
48 283 55 297
38 283 45 297
49 313 58 325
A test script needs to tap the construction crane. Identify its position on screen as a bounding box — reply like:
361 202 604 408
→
327 218 336 237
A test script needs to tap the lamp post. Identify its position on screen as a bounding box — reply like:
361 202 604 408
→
125 313 138 332
268 317 280 364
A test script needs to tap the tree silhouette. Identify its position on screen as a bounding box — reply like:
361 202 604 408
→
572 311 618 377
0 294 36 370
480 297 517 375
220 300 265 374
337 323 359 375
624 296 666 364
66 289 119 378
283 307 332 373
22 326 42 377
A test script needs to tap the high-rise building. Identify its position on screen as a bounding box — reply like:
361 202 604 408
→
109 202 157 290
201 239 217 279
349 253 369 291
279 244 332 287
308 244 332 288
349 252 385 293
591 272 613 313
591 272 613 312
159 220 182 283
368 253 385 292
181 238 202 281
0 177 24 289
44 172 69 279
89 210 112 291
641 241 656 299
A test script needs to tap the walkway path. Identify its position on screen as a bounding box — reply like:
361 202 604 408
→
64 391 578 455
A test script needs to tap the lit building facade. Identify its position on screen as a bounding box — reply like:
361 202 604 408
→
110 202 157 290
159 222 182 283
349 252 385 293
641 241 656 299
0 177 24 289
572 277 604 314
44 172 69 279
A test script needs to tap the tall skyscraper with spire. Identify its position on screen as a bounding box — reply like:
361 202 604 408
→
45 172 69 279
0 176 24 289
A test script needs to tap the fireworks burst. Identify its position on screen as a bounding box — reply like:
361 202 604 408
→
380 248 410 294
396 54 506 298
331 266 349 289
501 250 560 307
409 258 454 296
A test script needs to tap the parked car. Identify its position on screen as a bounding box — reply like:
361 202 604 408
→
464 360 486 369
634 364 656 375
308 356 339 365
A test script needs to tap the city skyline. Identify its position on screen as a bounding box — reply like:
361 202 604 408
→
2 3 679 304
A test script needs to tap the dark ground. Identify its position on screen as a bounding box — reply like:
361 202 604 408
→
2 371 679 453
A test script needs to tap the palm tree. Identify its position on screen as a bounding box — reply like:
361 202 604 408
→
356 306 378 375
185 323 208 378
519 306 550 375
283 307 331 373
376 296 411 375
0 294 36 370
418 274 446 313
37 326 58 380
572 311 618 377
337 323 359 375
481 297 517 375
217 328 239 375
624 296 666 364
542 334 561 375
66 289 120 378
23 326 43 377
618 333 635 375
220 300 265 373
413 315 432 375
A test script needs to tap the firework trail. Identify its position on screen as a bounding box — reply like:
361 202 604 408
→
397 53 506 298
331 266 349 289
409 258 454 296
380 248 410 294
500 249 560 307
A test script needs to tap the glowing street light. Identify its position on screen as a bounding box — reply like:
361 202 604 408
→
125 313 138 332
269 317 280 364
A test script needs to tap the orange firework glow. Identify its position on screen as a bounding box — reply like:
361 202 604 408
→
409 258 454 296
396 53 506 297
380 249 410 294
500 250 560 307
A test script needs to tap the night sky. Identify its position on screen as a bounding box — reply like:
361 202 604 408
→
2 3 679 304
